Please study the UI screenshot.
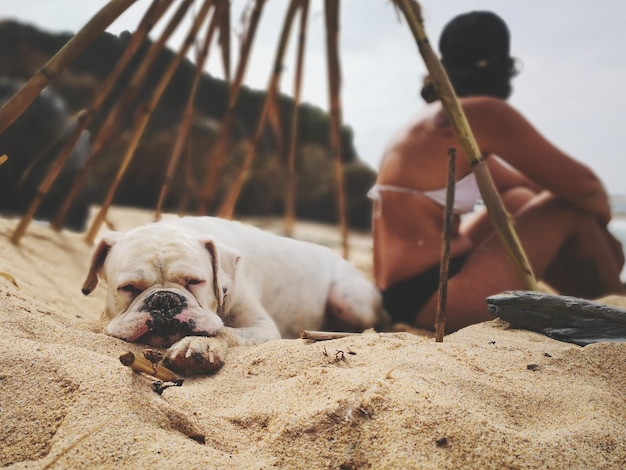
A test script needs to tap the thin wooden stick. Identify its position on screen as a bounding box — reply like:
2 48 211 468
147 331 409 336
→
324 0 349 259
195 0 267 214
300 330 360 341
217 0 301 219
155 1 222 220
284 0 310 237
119 351 178 381
0 0 138 134
300 330 400 341
85 0 214 245
10 0 174 243
434 148 456 342
393 0 537 291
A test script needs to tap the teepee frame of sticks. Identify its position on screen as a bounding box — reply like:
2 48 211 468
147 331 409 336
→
0 0 536 290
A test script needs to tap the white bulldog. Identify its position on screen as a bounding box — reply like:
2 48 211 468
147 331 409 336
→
82 216 388 375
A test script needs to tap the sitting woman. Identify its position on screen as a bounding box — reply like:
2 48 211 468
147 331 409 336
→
370 10 625 332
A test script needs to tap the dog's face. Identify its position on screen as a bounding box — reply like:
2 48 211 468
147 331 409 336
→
82 224 241 348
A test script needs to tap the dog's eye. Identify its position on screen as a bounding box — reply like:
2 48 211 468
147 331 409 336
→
118 284 141 296
185 279 204 290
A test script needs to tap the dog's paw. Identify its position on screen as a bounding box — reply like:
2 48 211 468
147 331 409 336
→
163 336 229 376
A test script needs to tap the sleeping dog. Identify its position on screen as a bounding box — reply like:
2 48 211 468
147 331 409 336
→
83 216 388 375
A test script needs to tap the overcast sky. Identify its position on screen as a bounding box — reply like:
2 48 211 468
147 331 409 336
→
4 0 626 195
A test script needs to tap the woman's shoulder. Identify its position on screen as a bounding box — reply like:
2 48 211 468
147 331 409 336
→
459 96 529 135
460 95 512 113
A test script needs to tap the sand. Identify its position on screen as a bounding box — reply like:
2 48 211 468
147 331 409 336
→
1 208 625 469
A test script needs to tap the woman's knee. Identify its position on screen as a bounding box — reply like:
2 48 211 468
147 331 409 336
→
501 187 536 213
521 192 595 227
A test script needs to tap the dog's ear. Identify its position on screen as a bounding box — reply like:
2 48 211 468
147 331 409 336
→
82 232 123 295
204 239 241 306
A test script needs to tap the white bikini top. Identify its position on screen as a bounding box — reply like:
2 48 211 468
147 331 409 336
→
367 172 480 216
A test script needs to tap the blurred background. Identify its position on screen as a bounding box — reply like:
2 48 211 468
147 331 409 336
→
1 0 626 238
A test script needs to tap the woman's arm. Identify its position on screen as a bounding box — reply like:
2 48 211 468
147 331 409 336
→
465 97 612 224
486 156 541 194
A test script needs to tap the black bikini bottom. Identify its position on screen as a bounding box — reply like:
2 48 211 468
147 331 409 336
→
381 256 466 324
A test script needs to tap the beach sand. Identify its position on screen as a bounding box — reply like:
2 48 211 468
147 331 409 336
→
1 208 625 469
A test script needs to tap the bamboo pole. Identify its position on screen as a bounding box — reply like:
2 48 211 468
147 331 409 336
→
216 0 301 219
393 0 537 290
324 0 349 259
52 0 195 230
0 0 138 134
283 0 310 237
177 143 195 214
84 0 215 244
155 0 222 220
87 0 195 160
10 0 174 244
266 90 285 159
434 148 456 342
195 0 267 215
217 0 231 83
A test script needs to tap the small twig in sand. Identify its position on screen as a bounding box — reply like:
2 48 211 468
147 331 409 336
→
322 347 347 363
152 379 184 395
119 351 179 382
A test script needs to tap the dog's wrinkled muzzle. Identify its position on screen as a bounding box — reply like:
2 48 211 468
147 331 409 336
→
105 287 224 348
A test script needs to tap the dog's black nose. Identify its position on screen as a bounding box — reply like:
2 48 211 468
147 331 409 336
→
143 291 193 341
144 291 186 316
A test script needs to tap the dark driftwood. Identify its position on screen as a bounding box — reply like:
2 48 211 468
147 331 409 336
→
487 291 626 346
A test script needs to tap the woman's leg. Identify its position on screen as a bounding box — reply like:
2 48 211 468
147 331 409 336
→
543 222 625 297
415 194 625 332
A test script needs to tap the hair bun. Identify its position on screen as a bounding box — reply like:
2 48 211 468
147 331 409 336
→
439 11 511 68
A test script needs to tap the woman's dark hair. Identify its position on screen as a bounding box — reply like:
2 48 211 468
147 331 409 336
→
421 11 520 103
